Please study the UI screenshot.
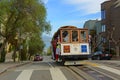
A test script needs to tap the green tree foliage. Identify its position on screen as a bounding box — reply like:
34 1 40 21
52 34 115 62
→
0 0 51 61
28 33 45 59
47 46 52 56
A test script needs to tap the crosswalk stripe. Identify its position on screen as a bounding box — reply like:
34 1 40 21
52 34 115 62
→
16 70 33 80
50 68 67 80
98 66 120 75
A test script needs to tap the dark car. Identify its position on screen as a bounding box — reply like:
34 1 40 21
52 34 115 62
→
34 55 43 61
91 51 112 60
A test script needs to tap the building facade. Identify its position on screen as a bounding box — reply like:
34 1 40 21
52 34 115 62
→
101 0 120 57
84 20 97 32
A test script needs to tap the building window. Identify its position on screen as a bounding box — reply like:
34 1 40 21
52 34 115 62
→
101 37 106 43
102 25 106 32
101 10 106 19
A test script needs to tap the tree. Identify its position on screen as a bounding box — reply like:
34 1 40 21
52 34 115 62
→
90 30 97 52
28 33 45 60
0 0 51 62
107 27 120 57
47 46 52 56
90 30 103 52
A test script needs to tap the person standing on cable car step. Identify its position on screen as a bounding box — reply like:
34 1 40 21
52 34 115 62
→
55 44 60 61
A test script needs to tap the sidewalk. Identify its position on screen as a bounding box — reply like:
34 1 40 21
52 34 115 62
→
111 56 120 60
0 61 31 75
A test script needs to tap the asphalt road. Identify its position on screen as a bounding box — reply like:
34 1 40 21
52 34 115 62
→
0 56 80 80
0 56 120 80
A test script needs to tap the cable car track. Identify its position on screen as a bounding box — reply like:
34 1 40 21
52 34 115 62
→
66 65 116 80
48 60 120 80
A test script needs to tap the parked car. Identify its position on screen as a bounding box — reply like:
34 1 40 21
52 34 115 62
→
34 54 43 61
91 51 112 60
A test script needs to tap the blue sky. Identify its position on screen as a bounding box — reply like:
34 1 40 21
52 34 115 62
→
42 0 108 36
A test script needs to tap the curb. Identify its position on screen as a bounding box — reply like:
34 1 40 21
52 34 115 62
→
0 68 7 75
0 62 31 75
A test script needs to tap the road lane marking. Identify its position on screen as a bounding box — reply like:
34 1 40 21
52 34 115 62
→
80 61 99 67
98 66 120 75
15 68 49 72
84 61 120 76
85 62 99 67
50 68 67 80
16 70 33 80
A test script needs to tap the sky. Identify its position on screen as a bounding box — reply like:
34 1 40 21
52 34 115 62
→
42 0 108 36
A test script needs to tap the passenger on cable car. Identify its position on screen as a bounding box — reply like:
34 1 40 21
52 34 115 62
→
55 44 61 61
51 38 57 60
63 34 69 42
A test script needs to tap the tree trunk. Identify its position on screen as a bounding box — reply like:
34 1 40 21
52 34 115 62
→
0 40 7 62
28 54 31 60
13 49 16 62
116 46 120 57
0 48 6 62
0 40 7 54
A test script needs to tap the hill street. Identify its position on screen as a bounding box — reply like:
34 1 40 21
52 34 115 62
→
0 56 120 80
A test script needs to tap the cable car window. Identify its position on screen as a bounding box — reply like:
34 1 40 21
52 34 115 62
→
72 30 78 42
62 30 69 42
80 31 87 42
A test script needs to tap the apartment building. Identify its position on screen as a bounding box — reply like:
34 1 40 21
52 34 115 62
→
101 0 120 56
84 20 102 34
